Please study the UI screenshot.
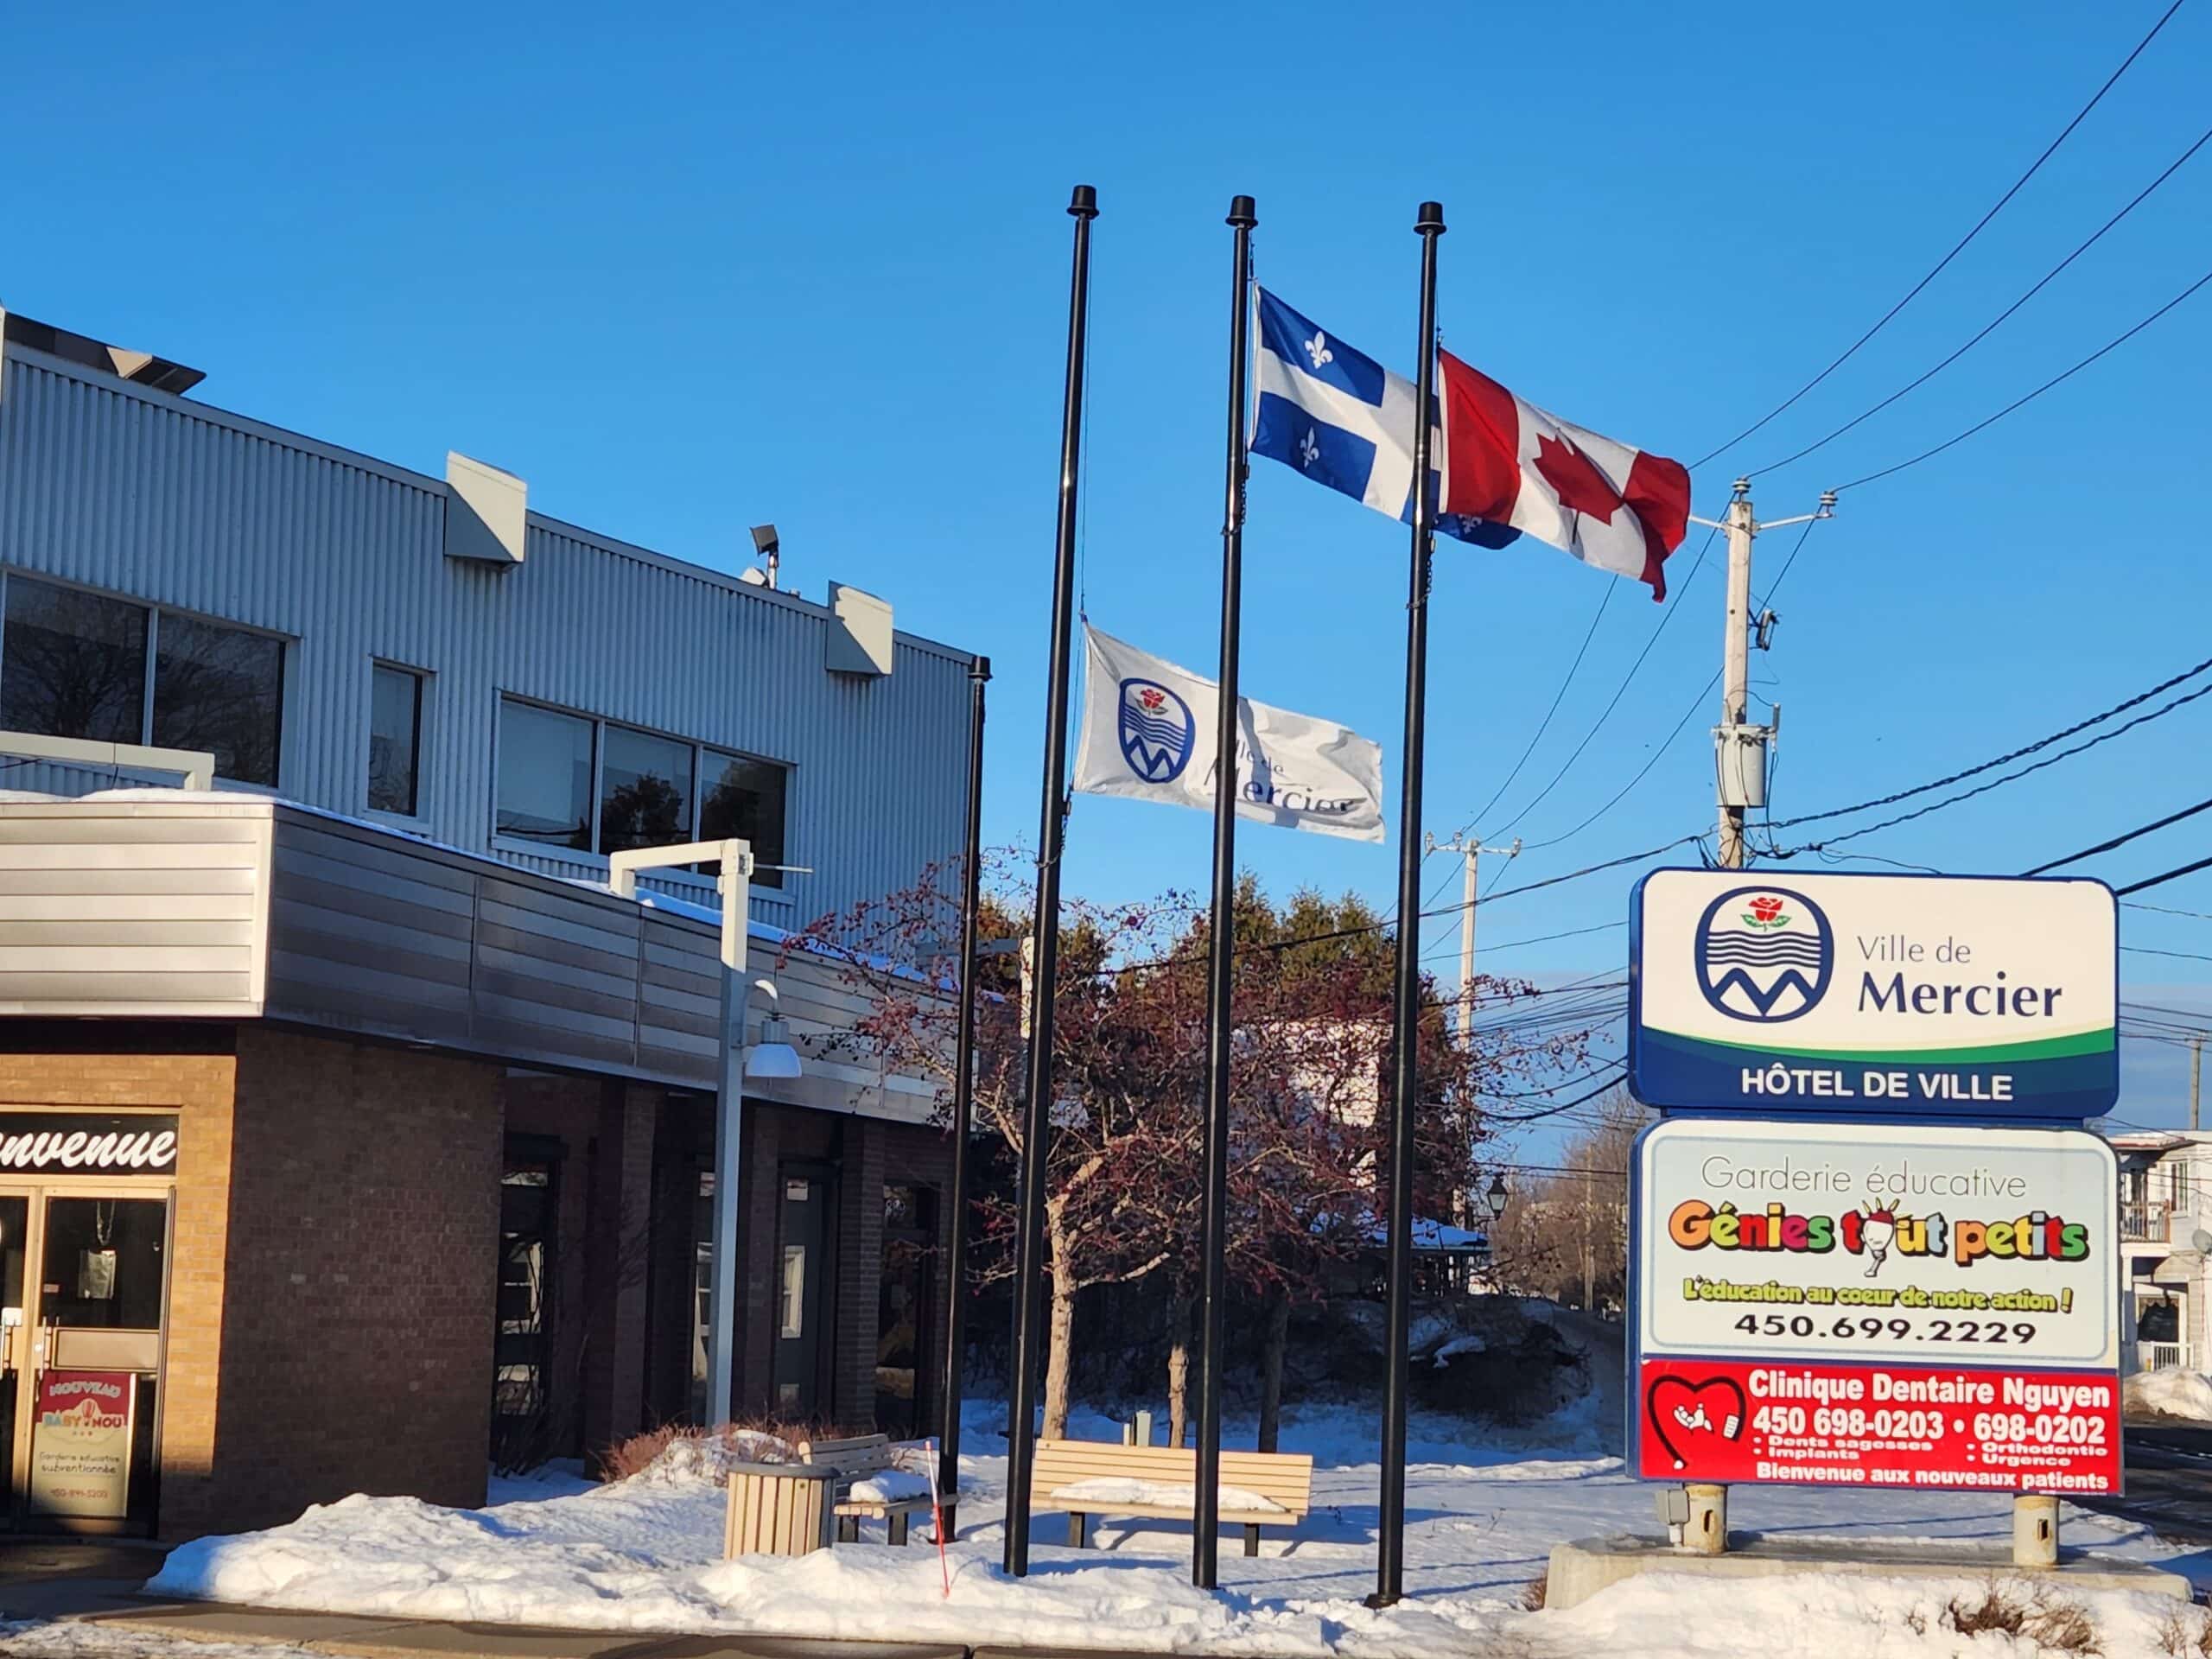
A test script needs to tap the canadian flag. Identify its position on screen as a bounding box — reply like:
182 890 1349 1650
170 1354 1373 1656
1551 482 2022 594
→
1437 350 1692 601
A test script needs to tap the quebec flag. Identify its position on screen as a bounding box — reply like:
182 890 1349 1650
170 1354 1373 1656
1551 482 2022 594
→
1251 288 1519 550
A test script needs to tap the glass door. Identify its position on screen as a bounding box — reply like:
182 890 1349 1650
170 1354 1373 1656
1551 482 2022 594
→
0 1196 29 1529
16 1192 168 1533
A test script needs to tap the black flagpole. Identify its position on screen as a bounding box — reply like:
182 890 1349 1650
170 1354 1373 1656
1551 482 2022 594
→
937 651 990 1534
1194 192 1256 1592
1371 199 1445 1612
1004 183 1097 1580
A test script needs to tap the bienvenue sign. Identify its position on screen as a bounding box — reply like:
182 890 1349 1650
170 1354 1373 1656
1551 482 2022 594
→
1628 871 2117 1119
0 1115 178 1176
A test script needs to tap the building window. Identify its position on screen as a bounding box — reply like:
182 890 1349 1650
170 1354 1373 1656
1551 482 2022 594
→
150 612 285 786
493 696 789 887
0 579 147 744
700 750 789 888
0 575 284 785
600 725 692 855
496 701 595 850
368 664 425 817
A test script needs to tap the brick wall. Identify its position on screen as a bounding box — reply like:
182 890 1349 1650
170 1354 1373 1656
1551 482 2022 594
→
200 1027 503 1535
835 1116 885 1428
0 1041 238 1538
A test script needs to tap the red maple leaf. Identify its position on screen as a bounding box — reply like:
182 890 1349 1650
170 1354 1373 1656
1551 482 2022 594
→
1532 433 1624 523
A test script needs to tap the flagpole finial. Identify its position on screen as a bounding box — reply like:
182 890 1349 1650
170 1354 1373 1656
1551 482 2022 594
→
1227 194 1256 228
1068 184 1099 219
1415 200 1446 235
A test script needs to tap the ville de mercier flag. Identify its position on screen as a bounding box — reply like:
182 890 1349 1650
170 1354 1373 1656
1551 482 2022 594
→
1070 626 1385 843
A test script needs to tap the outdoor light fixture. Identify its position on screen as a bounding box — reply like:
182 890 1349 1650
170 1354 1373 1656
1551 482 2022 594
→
746 1012 803 1080
749 524 781 590
1484 1173 1510 1218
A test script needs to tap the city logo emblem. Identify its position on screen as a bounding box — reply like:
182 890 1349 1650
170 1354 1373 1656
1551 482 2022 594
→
1117 678 1196 784
1693 884 1834 1023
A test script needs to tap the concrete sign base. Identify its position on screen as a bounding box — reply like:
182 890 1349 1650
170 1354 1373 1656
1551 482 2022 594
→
1544 1531 2191 1612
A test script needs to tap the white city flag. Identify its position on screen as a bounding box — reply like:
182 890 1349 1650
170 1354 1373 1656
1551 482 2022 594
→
1071 626 1385 843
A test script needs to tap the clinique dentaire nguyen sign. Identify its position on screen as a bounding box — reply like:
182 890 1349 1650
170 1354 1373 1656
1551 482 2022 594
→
1629 871 2117 1119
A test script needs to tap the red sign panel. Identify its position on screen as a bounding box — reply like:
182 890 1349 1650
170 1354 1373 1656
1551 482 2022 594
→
1637 1357 2120 1495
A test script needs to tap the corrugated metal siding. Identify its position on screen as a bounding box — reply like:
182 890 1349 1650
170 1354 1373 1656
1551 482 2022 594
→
0 804 268 1014
0 345 972 931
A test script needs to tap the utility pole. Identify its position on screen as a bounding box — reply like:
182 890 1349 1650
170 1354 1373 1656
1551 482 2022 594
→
1691 480 1834 870
2192 1034 2202 1132
1427 832 1520 1033
1580 1167 1595 1312
1430 832 1517 1230
1676 480 1834 1558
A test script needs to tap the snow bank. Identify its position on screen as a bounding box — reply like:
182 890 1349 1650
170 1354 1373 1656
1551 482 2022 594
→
2126 1366 2212 1421
141 1396 2202 1658
1542 1569 2202 1659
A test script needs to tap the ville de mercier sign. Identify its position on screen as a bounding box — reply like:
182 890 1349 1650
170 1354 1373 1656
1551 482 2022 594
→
1624 871 2121 1497
1629 871 2117 1119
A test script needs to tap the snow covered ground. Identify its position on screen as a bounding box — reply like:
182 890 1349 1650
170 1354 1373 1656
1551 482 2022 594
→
2126 1367 2212 1422
113 1396 2207 1658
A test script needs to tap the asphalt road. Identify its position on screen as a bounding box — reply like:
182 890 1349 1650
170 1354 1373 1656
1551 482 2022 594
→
2075 1421 2212 1546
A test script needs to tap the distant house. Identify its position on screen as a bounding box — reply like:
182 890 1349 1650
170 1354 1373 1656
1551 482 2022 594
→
2107 1130 2212 1373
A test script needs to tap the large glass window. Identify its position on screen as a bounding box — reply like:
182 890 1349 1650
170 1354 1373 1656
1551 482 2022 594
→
599 725 691 855
368 664 424 816
0 577 149 746
150 613 285 787
0 575 284 785
494 697 789 886
699 750 788 889
496 701 594 850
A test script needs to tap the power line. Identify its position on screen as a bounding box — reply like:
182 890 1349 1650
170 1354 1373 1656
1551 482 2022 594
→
1447 582 1616 851
2022 794 2212 874
1748 123 2212 480
1520 518 1824 857
1484 1067 1630 1124
1420 919 1626 963
2127 899 2212 923
2117 852 2212 897
1481 525 1720 839
1764 652 2212 833
1690 0 2192 470
1772 677 2212 855
2124 943 2212 963
1836 262 2212 493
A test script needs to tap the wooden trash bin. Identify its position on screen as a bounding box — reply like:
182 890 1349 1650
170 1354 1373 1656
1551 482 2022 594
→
724 1460 837 1558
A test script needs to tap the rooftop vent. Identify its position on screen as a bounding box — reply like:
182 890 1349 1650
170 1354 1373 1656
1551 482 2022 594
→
1 308 206 396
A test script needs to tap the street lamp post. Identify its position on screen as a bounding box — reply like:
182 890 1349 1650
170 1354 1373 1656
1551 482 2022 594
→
609 837 804 1424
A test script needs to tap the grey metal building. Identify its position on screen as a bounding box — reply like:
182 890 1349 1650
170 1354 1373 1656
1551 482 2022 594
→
0 307 974 930
0 310 978 1540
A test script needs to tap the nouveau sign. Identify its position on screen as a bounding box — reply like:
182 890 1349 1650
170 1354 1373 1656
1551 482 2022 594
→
0 1115 178 1176
1630 1118 2120 1495
1629 871 2117 1119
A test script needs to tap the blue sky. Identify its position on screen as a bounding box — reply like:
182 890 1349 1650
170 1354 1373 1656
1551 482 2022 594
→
5 1 2207 1142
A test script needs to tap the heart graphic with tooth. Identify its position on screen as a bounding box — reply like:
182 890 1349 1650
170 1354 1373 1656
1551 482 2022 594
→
1645 1376 1749 1472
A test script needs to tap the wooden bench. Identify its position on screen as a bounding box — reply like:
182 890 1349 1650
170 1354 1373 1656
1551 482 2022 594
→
1027 1438 1313 1555
798 1433 935 1545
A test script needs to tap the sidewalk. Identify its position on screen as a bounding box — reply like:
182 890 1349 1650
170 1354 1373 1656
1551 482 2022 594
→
79 1605 976 1659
